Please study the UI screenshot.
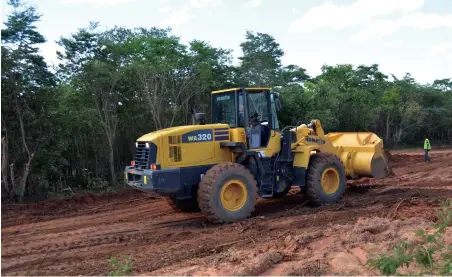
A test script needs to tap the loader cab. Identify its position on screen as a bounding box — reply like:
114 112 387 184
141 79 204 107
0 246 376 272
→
211 88 281 150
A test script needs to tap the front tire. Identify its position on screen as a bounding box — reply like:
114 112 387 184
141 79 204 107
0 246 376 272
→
304 152 346 206
197 162 258 223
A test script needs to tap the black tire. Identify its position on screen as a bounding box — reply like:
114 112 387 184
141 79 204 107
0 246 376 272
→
166 196 200 212
304 152 346 206
197 162 258 223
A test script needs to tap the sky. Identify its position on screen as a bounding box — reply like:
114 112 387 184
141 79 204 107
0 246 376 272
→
2 0 452 84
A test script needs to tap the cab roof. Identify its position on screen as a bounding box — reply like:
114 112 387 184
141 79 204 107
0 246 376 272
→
211 87 272 94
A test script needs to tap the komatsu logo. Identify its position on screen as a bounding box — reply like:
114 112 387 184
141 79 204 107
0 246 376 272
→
306 136 326 144
182 129 213 143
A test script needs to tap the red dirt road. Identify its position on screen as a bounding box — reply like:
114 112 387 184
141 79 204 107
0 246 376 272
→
2 149 452 275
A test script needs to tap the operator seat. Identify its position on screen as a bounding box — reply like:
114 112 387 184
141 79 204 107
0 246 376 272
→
260 123 270 146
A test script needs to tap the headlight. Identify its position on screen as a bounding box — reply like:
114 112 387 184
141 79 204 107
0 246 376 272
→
135 142 138 148
145 142 150 148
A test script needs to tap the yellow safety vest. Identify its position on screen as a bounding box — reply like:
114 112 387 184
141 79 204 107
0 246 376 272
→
424 139 431 150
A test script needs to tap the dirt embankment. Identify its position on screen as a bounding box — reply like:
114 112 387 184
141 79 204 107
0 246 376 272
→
2 149 452 276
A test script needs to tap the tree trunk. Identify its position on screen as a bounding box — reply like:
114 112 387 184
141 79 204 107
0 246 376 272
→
9 163 16 199
108 141 117 186
394 124 404 147
19 152 34 202
15 97 37 202
385 114 390 142
1 136 9 194
94 149 99 178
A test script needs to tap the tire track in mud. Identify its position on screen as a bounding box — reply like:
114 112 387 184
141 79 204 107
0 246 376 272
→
2 150 452 276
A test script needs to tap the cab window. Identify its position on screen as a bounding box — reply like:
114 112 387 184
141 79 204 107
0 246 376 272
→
270 94 280 130
212 92 236 128
247 91 269 124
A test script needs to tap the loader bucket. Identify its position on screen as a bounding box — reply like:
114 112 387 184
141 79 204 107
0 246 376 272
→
325 132 393 179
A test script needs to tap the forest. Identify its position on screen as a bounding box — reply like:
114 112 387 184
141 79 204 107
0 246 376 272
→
2 0 452 202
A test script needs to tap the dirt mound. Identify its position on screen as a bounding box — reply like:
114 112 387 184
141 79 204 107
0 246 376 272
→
395 199 440 221
390 154 420 164
222 215 437 276
285 260 328 276
230 251 284 276
329 252 363 274
384 149 395 162
353 217 390 234
348 177 376 187
3 188 149 212
0 188 155 228
39 188 149 207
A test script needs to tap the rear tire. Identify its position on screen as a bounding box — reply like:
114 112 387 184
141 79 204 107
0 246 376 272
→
304 152 346 206
166 196 200 212
197 162 258 223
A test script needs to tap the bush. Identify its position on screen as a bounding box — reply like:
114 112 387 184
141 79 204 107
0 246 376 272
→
366 200 452 275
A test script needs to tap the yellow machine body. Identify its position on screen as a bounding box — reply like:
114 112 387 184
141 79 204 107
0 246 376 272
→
136 124 233 168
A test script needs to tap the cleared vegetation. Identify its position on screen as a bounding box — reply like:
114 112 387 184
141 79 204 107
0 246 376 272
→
2 149 452 275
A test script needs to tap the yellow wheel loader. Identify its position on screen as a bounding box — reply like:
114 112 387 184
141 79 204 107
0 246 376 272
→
124 88 392 223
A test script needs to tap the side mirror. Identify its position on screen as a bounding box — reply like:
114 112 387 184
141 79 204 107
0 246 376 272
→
194 112 206 124
276 99 282 111
273 92 282 111
191 108 206 125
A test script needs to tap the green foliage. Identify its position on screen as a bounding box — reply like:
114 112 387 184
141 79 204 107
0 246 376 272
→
87 177 110 192
1 0 57 201
2 2 452 201
238 30 284 86
366 200 452 276
108 256 133 276
434 200 452 233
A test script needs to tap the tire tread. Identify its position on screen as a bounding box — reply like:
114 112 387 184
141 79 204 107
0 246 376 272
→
304 152 346 206
197 162 258 223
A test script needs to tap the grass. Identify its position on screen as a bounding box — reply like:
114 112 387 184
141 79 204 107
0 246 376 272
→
108 256 134 276
366 200 452 276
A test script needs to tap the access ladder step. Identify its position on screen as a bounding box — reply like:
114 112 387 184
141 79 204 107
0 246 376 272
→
259 176 274 197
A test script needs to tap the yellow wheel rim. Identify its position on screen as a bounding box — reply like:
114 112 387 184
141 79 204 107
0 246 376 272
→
220 180 248 212
321 167 340 195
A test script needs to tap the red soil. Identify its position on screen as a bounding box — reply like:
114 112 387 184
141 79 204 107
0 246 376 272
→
2 149 452 276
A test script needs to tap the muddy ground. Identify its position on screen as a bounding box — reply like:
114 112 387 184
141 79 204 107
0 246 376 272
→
2 149 452 276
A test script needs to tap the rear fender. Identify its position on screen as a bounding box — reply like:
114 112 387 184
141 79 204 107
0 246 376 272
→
291 146 319 187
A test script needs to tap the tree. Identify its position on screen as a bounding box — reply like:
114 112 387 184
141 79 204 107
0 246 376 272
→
127 29 199 129
1 3 451 202
1 0 56 201
57 24 126 186
238 31 284 86
125 29 233 128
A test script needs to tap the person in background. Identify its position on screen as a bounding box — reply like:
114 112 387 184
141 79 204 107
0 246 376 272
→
424 138 431 162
